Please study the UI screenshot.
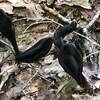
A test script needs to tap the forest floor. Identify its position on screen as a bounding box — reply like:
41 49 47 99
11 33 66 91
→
0 0 100 100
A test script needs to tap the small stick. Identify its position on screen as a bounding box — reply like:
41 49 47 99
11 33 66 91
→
57 14 71 23
23 20 63 34
0 53 12 67
23 71 38 89
83 51 100 61
74 31 100 48
43 4 100 33
0 39 14 53
86 11 100 30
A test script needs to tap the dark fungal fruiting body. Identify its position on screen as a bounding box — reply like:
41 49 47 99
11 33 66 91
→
58 38 90 89
16 37 53 63
0 9 19 54
53 21 77 48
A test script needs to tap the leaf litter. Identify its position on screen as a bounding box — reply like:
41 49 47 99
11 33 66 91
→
0 0 100 100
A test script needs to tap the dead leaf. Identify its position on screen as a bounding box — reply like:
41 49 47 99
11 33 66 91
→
6 85 23 99
46 0 55 6
9 0 44 19
28 81 38 93
16 70 31 81
73 94 94 100
56 0 92 9
81 10 95 21
8 0 25 5
0 2 13 14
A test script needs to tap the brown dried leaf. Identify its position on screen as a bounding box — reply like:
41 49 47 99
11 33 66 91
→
6 85 23 99
8 0 44 19
81 10 95 21
28 80 38 93
56 0 92 9
0 2 13 14
17 70 31 81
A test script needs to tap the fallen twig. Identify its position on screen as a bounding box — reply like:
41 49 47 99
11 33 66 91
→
85 11 100 30
43 4 100 33
22 20 63 34
74 32 100 48
23 71 38 89
83 51 100 61
0 39 14 54
0 53 12 67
